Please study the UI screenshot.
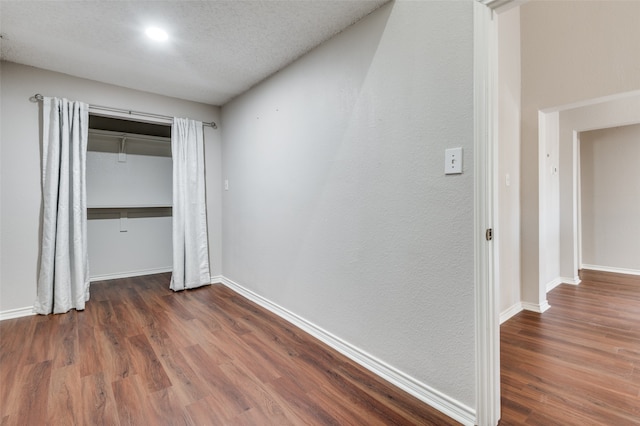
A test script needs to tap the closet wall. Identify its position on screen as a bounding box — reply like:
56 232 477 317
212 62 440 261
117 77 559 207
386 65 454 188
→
0 61 222 314
221 1 476 410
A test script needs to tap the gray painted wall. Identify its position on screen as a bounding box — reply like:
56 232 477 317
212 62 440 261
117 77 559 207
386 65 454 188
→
221 1 475 409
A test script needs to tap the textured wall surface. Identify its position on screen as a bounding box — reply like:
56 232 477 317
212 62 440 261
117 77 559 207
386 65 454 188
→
221 1 475 408
0 62 222 312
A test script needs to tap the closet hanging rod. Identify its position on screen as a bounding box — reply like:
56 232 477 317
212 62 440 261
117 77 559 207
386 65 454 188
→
88 128 171 143
31 93 217 129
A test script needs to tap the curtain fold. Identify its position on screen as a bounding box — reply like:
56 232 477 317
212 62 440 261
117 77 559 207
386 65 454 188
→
35 97 90 314
171 117 211 291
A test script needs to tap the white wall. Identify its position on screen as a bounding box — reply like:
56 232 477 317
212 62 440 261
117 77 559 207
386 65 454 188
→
0 61 222 314
581 124 640 273
520 0 640 307
221 0 475 417
538 109 561 294
497 7 522 320
86 136 173 207
87 213 173 279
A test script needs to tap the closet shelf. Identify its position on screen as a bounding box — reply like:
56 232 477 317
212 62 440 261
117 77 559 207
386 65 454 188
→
87 204 172 209
89 128 171 143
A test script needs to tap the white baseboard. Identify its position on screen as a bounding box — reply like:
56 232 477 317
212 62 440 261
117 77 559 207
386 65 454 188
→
220 276 476 426
500 302 523 324
545 277 563 292
544 276 581 294
0 306 35 321
521 300 551 314
1 271 218 321
581 264 640 277
559 276 581 285
89 267 172 282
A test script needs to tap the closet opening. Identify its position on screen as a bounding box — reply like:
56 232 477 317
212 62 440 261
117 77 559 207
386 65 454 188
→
89 115 172 138
86 115 174 282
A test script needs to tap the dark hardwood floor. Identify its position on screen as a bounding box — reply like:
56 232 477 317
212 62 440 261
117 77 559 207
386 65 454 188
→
499 269 640 425
0 273 460 425
4 269 638 425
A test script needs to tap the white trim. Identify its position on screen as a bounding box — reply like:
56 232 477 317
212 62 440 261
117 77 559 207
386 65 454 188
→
1 271 221 321
473 2 501 425
581 265 640 277
521 300 551 314
221 276 476 426
500 302 523 324
209 274 224 284
0 306 35 321
545 276 583 290
539 90 640 115
89 267 172 282
559 276 581 285
545 277 563 293
477 0 510 8
576 131 583 278
89 106 173 126
572 131 581 286
477 0 527 13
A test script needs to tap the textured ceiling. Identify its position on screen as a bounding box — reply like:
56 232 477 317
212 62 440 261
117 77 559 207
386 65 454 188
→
0 1 388 106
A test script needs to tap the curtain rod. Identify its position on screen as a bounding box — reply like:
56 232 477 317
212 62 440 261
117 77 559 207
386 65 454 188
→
31 93 217 129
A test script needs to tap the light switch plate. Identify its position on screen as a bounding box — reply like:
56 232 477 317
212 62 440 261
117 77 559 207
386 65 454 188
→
445 147 463 174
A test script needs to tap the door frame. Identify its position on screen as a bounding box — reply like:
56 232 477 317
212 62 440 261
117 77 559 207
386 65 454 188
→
473 1 523 424
473 1 499 425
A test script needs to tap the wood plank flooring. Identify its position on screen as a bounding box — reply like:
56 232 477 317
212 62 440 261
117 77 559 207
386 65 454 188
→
499 270 640 425
0 273 460 425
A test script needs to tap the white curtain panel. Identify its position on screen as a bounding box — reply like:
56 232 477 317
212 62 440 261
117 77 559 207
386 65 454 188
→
35 97 90 314
170 117 211 291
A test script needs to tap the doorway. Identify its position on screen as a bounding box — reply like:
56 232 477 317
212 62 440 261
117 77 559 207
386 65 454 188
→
489 0 640 424
579 123 640 275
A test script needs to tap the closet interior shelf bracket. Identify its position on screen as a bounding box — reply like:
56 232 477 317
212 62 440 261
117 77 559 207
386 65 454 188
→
120 211 128 232
119 137 127 163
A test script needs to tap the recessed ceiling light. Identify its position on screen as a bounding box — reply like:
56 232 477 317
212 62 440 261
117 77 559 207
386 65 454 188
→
145 26 168 42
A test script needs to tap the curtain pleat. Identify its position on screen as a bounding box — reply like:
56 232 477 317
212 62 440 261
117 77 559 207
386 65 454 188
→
170 117 211 291
35 97 90 314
